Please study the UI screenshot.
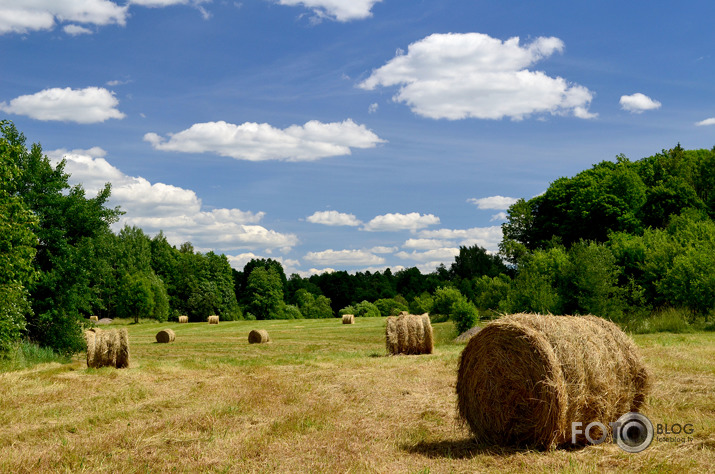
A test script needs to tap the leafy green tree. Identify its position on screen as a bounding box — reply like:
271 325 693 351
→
353 300 381 317
451 298 479 335
294 289 333 318
245 267 284 319
374 298 409 316
409 292 434 315
116 273 154 323
472 274 510 313
450 244 509 280
432 286 465 316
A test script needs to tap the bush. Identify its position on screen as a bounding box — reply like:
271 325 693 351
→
354 300 381 317
283 304 302 320
409 292 434 315
627 307 693 334
451 298 479 335
432 287 464 316
374 298 408 316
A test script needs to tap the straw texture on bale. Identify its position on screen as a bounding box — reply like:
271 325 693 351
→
208 315 219 324
248 329 270 344
84 328 130 369
456 313 650 449
385 313 433 355
156 328 176 343
178 315 188 323
89 315 98 322
342 313 355 324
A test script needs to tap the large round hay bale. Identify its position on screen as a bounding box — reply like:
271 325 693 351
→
116 328 130 368
342 313 355 324
156 328 176 343
456 314 650 448
84 328 130 369
89 315 98 322
208 315 219 325
385 313 433 355
248 329 270 344
178 315 188 323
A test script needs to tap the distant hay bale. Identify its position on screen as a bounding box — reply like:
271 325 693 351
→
385 313 433 355
208 315 219 325
178 315 188 323
456 313 650 449
454 325 482 343
342 313 355 324
156 328 176 343
248 329 270 344
89 315 98 322
84 328 130 369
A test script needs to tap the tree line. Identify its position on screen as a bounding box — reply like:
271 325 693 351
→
2 121 714 356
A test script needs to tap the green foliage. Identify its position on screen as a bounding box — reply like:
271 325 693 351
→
0 340 69 372
374 298 408 316
294 290 333 318
353 300 381 318
339 305 356 316
245 267 284 319
117 273 155 323
432 286 464 316
450 298 479 335
409 292 434 315
283 304 303 320
471 274 510 313
450 244 509 280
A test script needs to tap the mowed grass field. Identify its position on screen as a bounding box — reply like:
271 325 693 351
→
1 318 713 473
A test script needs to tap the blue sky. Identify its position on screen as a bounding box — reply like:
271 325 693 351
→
2 1 714 276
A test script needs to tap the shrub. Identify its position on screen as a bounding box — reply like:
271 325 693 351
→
451 298 479 335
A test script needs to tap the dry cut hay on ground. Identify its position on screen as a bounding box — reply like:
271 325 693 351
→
385 313 433 355
248 329 270 344
456 313 650 449
342 313 355 324
84 328 130 369
89 315 98 322
156 328 176 343
178 315 188 323
454 325 481 343
208 315 219 325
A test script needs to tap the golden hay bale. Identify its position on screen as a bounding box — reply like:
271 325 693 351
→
178 315 188 323
248 329 270 344
456 314 650 449
89 315 98 322
385 313 434 355
85 328 130 369
342 313 355 324
156 328 176 343
208 315 219 325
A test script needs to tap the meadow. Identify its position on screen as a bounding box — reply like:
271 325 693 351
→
0 318 713 473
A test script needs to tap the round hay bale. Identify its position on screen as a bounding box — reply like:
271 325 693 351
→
454 325 482 343
156 328 176 343
116 328 130 368
85 328 129 369
342 313 355 324
89 315 98 322
456 313 650 449
178 315 188 323
385 313 433 355
248 329 270 344
208 315 219 325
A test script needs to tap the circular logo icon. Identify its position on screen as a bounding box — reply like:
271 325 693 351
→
614 412 654 453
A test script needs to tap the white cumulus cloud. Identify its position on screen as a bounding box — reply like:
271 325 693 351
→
467 195 518 210
304 249 385 266
145 119 384 162
418 226 503 253
47 148 298 252
359 32 595 120
0 87 125 123
695 118 715 126
362 212 440 232
277 0 381 22
0 0 127 34
402 238 452 250
619 93 661 113
306 210 362 226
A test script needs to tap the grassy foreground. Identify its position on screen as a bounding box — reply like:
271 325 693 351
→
0 318 713 473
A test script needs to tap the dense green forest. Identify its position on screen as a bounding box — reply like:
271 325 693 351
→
1 121 714 356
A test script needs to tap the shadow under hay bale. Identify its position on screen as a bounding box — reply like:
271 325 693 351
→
456 313 650 449
208 315 219 324
248 329 270 344
342 313 355 324
178 315 188 323
156 328 176 343
386 313 433 355
84 328 130 369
